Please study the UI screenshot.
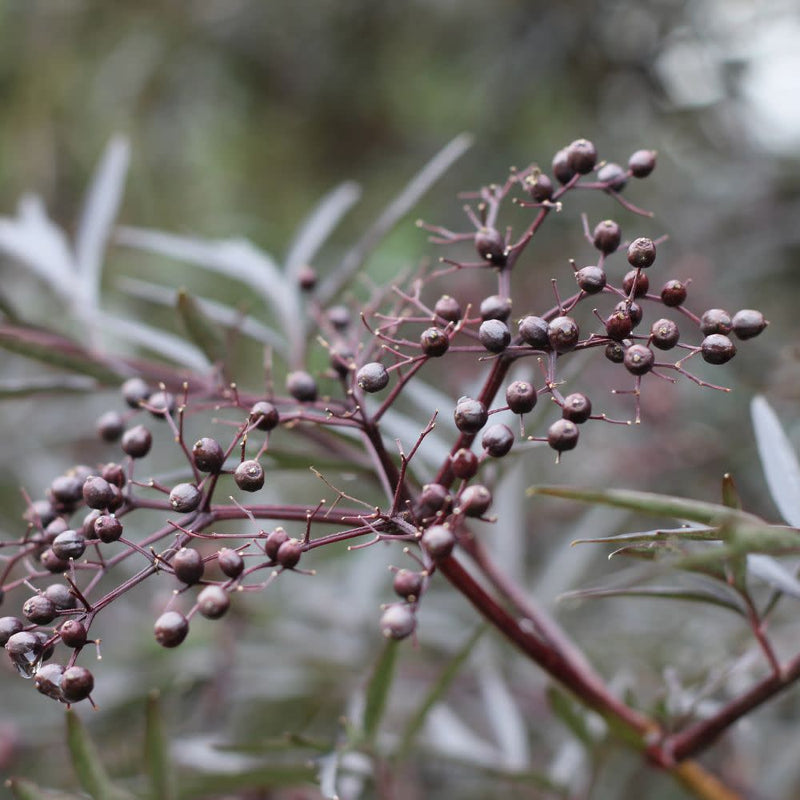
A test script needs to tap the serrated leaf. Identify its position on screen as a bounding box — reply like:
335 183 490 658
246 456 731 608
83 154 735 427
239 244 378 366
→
66 710 135 800
362 638 399 744
318 133 474 304
176 289 226 366
751 395 800 526
6 779 84 800
397 626 484 759
558 584 746 615
75 135 130 311
529 485 760 529
0 323 122 383
145 692 175 800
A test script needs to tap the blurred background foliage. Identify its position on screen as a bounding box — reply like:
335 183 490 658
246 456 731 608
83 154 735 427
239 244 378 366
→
1 1 800 798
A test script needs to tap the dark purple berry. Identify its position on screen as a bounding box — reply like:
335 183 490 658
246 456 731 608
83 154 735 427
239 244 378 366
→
547 419 579 453
454 397 488 434
169 483 202 513
481 424 514 457
44 584 76 611
421 524 456 558
731 309 767 340
700 309 732 336
380 604 416 640
566 138 597 175
24 499 57 529
624 344 655 375
651 318 680 350
52 530 86 561
101 462 126 488
605 311 633 342
34 663 64 700
172 548 205 585
518 315 550 349
276 538 304 569
50 475 84 507
506 380 537 414
597 162 627 191
622 269 649 298
592 220 621 254
192 437 225 473
575 266 606 294
434 295 461 322
287 371 318 403
479 295 512 322
629 149 657 178
525 171 553 202
393 569 425 601
81 509 103 539
41 549 69 573
96 411 125 442
457 484 493 517
475 228 507 266
614 300 642 327
357 362 390 393
562 393 592 424
417 484 450 517
154 612 189 648
249 401 280 432
147 390 176 419
58 620 87 649
479 319 511 353
234 460 265 492
627 238 656 269
197 585 230 619
0 616 23 646
60 665 94 703
217 548 244 579
297 264 317 291
264 527 289 560
121 425 152 459
23 595 58 625
548 316 580 353
420 327 450 357
552 148 576 185
450 448 479 480
701 334 736 365
44 517 69 540
121 377 150 409
5 631 44 676
329 346 354 377
661 280 687 307
327 305 351 331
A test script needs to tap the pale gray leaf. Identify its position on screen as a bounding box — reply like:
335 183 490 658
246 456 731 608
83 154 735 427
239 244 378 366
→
424 705 499 767
747 553 800 599
317 752 341 800
318 133 474 303
478 657 529 770
751 395 800 526
0 194 75 298
285 181 361 280
75 135 130 311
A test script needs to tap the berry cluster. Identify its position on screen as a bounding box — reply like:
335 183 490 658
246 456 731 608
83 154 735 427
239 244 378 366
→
1 139 766 704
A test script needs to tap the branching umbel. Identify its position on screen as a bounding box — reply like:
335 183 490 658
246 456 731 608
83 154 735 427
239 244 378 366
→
0 138 771 799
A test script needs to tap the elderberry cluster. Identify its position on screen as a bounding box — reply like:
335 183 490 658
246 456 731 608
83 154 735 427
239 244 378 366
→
1 139 766 703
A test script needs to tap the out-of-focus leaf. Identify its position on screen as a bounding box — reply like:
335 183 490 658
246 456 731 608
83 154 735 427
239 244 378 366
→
751 395 800 526
530 485 761 529
423 705 499 766
285 181 361 280
721 473 742 510
316 752 341 800
571 527 721 547
6 779 83 800
66 710 135 800
94 311 210 371
145 692 175 800
558 584 746 615
318 133 474 304
478 659 529 770
0 323 122 383
176 289 226 366
0 289 20 321
75 135 130 311
0 195 75 299
747 554 800 599
547 686 597 748
117 277 286 351
362 638 398 744
398 626 485 758
176 764 316 800
0 376 97 397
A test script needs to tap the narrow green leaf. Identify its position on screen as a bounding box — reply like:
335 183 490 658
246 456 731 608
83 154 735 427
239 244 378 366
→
397 626 485 759
558 585 746 615
177 764 316 800
176 289 226 366
66 710 135 800
0 376 97 398
546 685 596 748
572 527 721 547
145 691 175 800
6 778 84 800
529 485 761 529
362 638 399 743
0 324 122 384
